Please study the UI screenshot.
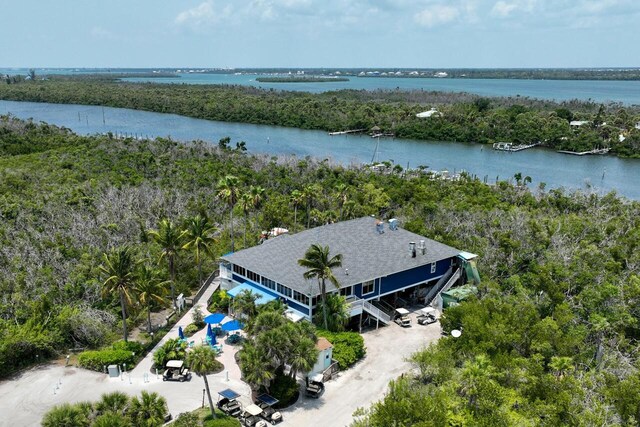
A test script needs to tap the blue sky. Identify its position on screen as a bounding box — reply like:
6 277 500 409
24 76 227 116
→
1 0 639 68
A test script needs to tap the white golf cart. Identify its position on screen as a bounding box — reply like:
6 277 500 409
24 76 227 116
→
394 308 411 327
416 307 438 325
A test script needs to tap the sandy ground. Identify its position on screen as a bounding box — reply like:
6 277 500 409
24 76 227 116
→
0 286 440 427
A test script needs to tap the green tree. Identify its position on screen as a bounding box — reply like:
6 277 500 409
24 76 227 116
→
298 244 343 330
134 265 168 333
290 189 304 232
95 391 130 416
42 403 90 427
314 293 350 332
239 191 253 248
186 345 220 419
232 289 259 322
239 340 275 391
100 246 137 342
93 413 131 427
217 175 241 252
149 218 185 310
288 335 318 379
182 214 217 287
129 391 167 427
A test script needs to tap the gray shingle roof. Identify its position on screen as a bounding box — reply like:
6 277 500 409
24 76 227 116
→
221 216 461 296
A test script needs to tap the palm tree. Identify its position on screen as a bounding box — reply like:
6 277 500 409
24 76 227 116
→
314 293 350 332
187 345 220 419
335 183 349 220
217 175 241 252
95 391 130 416
93 413 130 427
129 391 167 427
298 244 343 330
290 190 304 232
239 341 275 392
149 218 185 310
239 191 253 248
233 289 259 322
134 265 168 333
182 214 217 287
100 246 137 342
288 336 318 379
42 403 90 427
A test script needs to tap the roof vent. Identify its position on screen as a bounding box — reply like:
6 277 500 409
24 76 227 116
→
419 240 426 255
389 218 398 231
376 220 385 234
409 242 416 258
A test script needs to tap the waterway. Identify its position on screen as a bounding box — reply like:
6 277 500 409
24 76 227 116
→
122 73 640 105
1 100 639 199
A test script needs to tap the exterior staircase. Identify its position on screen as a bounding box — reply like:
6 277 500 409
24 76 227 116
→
347 296 391 324
424 267 461 306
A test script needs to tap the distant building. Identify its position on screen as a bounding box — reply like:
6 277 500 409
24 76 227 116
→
219 217 478 325
434 72 448 78
570 120 590 127
416 108 441 118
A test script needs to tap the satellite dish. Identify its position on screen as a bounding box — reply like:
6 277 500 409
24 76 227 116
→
451 329 462 338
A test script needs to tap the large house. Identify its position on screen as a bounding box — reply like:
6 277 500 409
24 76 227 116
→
219 216 477 324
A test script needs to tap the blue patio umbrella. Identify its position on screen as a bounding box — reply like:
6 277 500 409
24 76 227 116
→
221 319 243 332
210 332 217 346
204 313 226 324
206 323 213 339
178 326 185 340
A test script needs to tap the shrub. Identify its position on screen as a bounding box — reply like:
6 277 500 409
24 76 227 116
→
111 340 144 355
316 329 366 370
152 338 187 368
267 372 299 408
208 290 231 313
184 323 200 337
77 349 136 372
192 306 205 328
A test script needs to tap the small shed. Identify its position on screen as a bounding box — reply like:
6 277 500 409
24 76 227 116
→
310 337 333 376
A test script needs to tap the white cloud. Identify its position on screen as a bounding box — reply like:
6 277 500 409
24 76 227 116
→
90 26 115 40
414 5 460 27
175 1 231 28
490 0 538 18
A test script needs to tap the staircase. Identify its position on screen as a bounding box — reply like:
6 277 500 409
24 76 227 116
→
424 267 461 306
347 297 391 324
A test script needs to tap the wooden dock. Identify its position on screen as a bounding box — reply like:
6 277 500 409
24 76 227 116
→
557 148 611 156
328 129 366 135
493 142 541 152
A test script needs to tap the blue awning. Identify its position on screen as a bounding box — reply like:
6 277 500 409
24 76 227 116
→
256 394 279 406
218 389 240 400
227 282 276 305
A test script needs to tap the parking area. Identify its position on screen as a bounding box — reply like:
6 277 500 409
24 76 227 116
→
0 305 440 427
283 317 441 427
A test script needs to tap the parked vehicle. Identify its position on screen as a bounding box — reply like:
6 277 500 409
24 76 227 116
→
255 393 283 424
162 360 192 382
394 308 411 327
305 374 325 398
240 404 268 427
416 307 438 325
217 389 242 417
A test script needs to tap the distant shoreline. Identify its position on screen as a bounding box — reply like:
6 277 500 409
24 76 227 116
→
256 77 350 83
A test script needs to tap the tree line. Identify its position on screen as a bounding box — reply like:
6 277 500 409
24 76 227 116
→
1 78 640 156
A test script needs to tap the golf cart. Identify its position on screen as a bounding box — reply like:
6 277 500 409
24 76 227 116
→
255 393 283 424
305 373 325 398
416 307 438 325
217 389 242 417
162 360 192 382
394 308 411 327
240 404 268 427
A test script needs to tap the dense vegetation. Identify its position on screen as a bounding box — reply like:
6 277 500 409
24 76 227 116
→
42 391 168 427
255 77 350 83
3 115 640 423
2 78 640 156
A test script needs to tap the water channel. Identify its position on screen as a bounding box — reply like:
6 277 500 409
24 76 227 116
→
1 100 639 199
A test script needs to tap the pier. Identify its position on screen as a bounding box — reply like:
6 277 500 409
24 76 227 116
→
493 142 541 152
328 129 366 135
557 148 611 156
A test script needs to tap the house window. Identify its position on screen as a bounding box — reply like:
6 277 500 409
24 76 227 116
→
339 286 353 297
293 290 309 305
431 262 437 274
362 280 374 295
247 270 260 283
232 264 246 276
277 283 292 298
261 277 276 290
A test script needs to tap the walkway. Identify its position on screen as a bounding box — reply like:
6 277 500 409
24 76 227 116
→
0 278 252 427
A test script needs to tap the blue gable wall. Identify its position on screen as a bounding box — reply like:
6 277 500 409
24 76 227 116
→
285 300 309 315
379 258 452 296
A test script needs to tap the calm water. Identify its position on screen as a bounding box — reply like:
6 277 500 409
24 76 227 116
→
1 100 639 199
123 73 640 105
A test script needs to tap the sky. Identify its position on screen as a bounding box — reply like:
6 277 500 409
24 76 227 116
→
1 0 639 68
